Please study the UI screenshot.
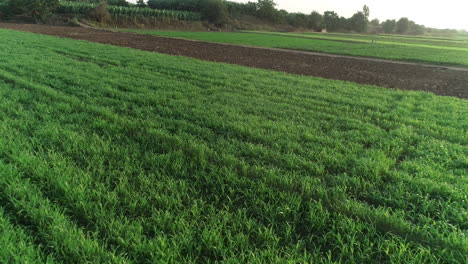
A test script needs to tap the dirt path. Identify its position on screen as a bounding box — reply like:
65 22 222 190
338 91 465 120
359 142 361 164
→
1 23 467 99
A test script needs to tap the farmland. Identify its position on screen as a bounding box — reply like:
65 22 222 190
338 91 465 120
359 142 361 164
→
0 28 467 263
122 30 468 67
2 23 467 99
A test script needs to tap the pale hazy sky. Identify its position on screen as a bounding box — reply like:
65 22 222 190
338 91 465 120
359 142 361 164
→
231 0 468 30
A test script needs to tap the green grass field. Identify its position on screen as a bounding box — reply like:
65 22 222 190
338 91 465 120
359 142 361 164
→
123 30 468 67
0 29 467 263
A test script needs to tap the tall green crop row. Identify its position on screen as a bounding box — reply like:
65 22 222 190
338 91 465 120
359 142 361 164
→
56 1 95 15
57 1 201 21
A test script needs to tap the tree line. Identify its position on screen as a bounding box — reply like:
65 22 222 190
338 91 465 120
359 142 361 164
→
0 0 460 35
139 0 427 34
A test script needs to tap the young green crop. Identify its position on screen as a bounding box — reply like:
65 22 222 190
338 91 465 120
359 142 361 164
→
123 30 468 67
0 29 466 263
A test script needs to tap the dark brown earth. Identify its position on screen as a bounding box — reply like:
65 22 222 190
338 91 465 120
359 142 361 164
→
1 23 467 99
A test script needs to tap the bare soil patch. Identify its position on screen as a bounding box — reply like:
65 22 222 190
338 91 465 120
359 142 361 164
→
1 23 466 99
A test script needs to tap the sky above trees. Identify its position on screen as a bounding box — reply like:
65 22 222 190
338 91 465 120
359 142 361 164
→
231 0 467 30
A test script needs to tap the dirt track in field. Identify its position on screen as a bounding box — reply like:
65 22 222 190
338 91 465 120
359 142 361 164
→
1 23 467 99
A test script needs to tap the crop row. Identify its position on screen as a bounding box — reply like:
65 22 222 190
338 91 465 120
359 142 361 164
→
57 1 202 21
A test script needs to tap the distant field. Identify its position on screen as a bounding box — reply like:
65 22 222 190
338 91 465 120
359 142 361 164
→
0 29 467 263
246 31 468 48
123 30 468 67
305 31 468 42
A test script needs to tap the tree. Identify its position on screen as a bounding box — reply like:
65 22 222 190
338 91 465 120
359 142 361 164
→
7 0 59 20
368 18 382 34
287 12 308 28
381 19 396 33
256 0 277 22
408 20 424 35
0 0 10 18
363 5 369 20
396 17 409 34
200 0 228 26
146 0 156 9
370 18 379 26
225 1 257 17
136 0 146 8
349 11 367 32
308 11 322 31
107 0 129 7
276 9 288 24
338 16 349 31
323 11 340 31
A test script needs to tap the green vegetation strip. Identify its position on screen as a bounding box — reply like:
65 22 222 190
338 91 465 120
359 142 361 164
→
244 31 468 49
123 30 468 67
58 1 202 21
0 29 467 263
